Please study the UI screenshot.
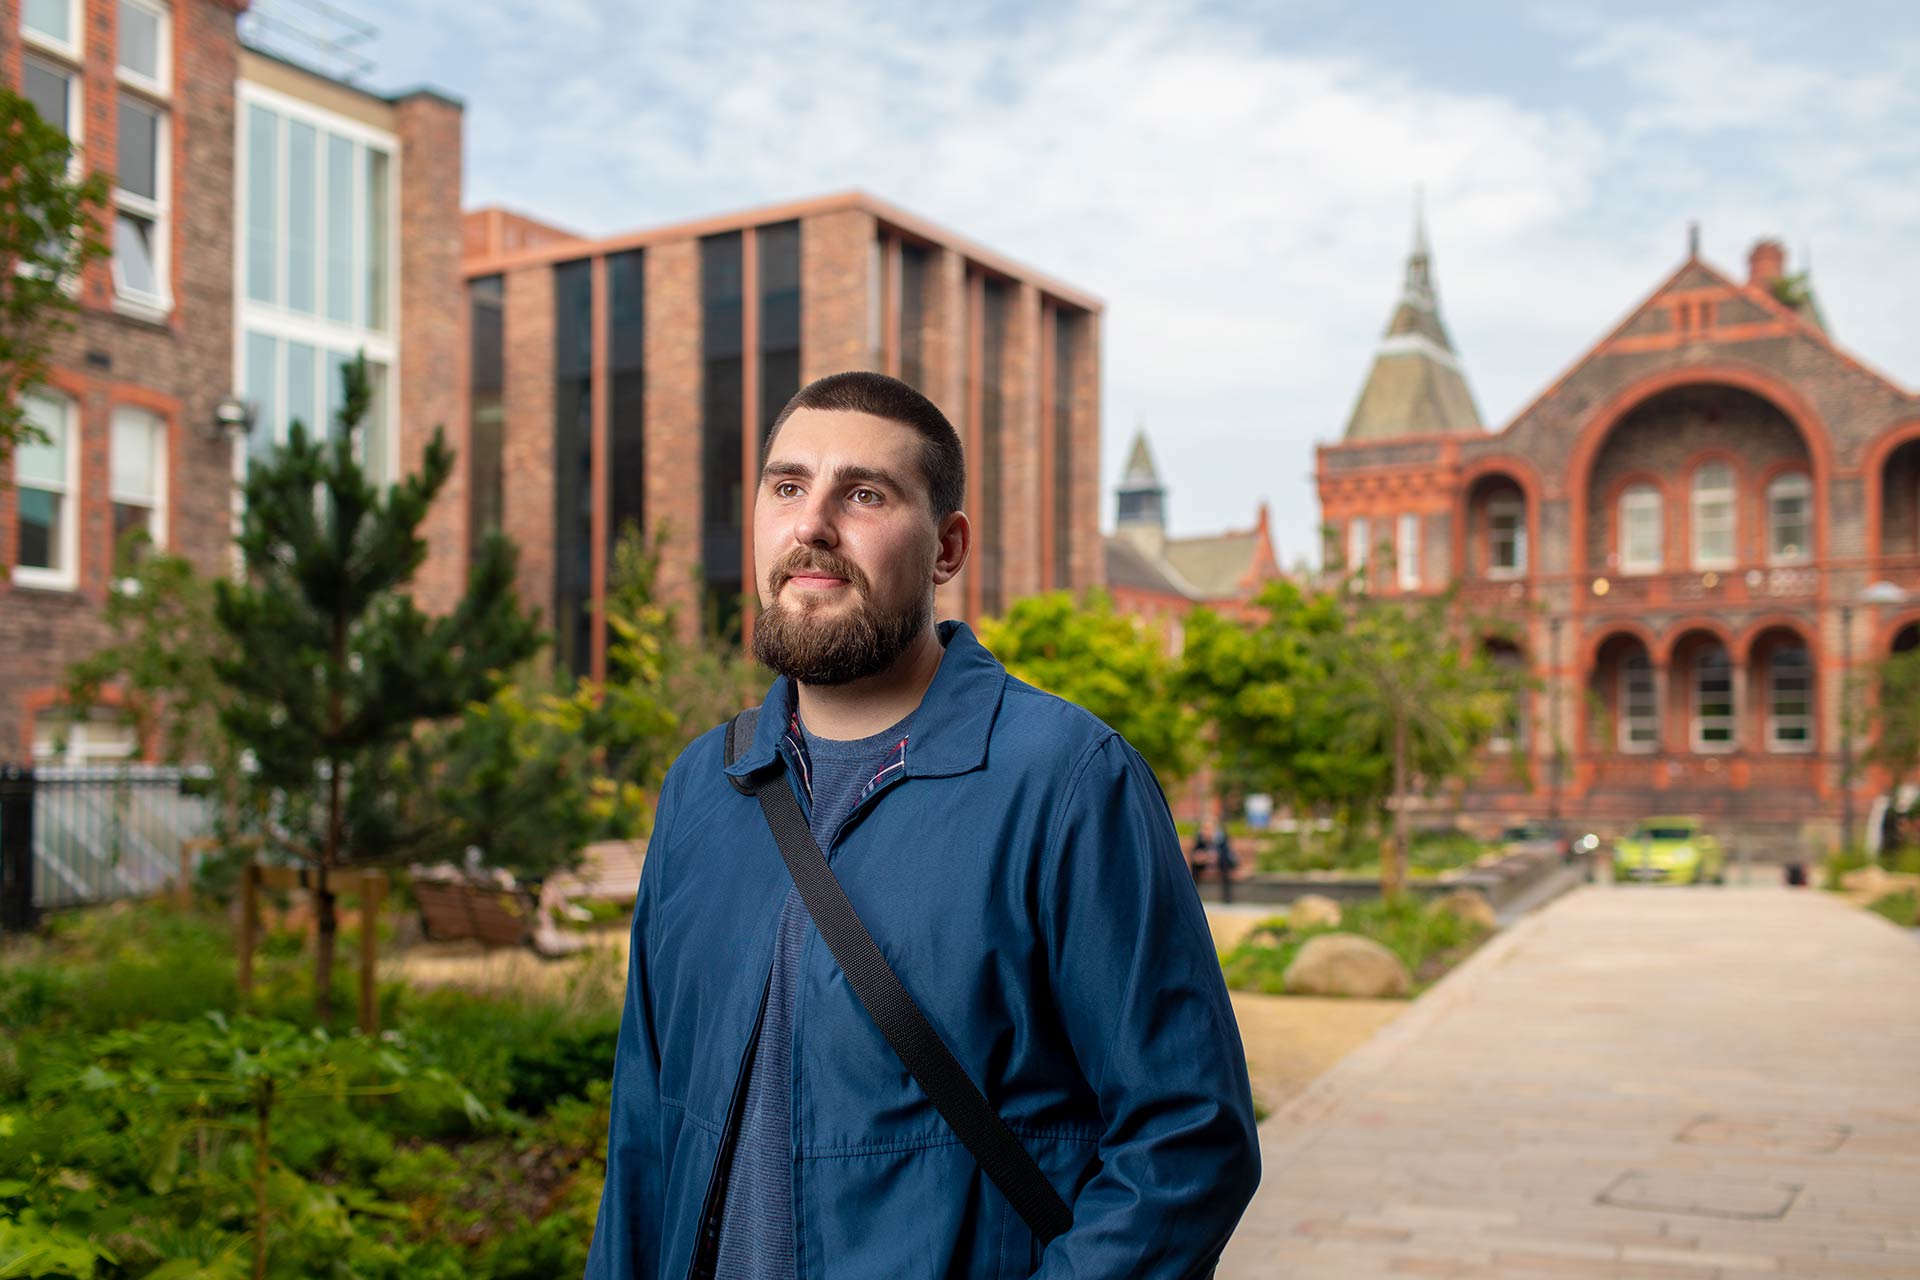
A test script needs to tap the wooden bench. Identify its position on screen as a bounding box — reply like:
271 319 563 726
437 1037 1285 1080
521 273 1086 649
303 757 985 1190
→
411 875 538 948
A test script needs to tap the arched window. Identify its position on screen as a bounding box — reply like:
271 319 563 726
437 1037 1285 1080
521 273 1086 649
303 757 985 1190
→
1767 645 1812 751
1619 483 1663 574
1766 472 1812 564
1618 651 1658 752
1691 646 1735 751
1690 462 1736 569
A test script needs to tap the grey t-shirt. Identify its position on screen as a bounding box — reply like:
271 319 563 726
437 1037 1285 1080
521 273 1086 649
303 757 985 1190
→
713 712 911 1279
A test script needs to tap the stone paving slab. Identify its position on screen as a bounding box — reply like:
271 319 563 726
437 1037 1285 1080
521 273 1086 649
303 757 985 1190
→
1218 885 1920 1279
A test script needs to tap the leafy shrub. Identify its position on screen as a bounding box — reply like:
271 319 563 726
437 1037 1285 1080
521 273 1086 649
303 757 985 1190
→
1823 847 1871 890
1219 894 1491 996
1868 888 1918 928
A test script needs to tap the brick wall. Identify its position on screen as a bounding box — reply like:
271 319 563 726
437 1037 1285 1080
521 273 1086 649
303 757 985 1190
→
393 92 467 617
643 239 701 635
0 0 241 758
998 281 1041 601
500 263 555 632
1068 307 1102 590
799 209 876 384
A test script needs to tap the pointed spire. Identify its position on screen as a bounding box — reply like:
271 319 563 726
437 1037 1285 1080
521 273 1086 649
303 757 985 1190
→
1342 204 1485 442
1115 425 1168 537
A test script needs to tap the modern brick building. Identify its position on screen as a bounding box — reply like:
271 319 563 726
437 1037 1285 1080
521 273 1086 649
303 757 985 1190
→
1319 218 1920 852
0 1 464 762
451 192 1104 678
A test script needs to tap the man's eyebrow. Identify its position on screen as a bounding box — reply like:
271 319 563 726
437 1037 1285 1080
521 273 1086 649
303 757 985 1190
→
760 460 908 493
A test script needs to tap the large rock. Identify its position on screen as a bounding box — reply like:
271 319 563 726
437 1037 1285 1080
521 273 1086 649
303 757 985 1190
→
1431 888 1497 930
1288 894 1344 930
1283 933 1412 998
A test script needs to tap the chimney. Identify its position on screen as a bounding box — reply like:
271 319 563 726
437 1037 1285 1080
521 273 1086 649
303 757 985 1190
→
1749 240 1786 288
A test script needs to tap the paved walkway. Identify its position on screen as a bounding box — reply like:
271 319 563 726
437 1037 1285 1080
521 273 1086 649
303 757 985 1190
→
1219 884 1920 1279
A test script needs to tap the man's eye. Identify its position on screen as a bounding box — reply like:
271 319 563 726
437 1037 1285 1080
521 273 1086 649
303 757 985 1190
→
850 488 881 505
775 481 802 498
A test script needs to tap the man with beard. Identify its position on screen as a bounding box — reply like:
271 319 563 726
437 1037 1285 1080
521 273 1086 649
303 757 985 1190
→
586 372 1258 1279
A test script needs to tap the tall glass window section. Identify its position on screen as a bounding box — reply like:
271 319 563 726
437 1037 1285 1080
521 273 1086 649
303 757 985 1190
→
608 250 645 562
977 276 1010 617
758 222 801 443
1052 309 1076 591
553 260 595 676
700 232 745 640
468 275 505 568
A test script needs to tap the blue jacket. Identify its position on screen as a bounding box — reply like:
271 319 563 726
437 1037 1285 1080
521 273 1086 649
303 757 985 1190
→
585 622 1259 1279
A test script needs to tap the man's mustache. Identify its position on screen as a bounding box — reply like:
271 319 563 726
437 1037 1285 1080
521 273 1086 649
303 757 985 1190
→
769 549 869 595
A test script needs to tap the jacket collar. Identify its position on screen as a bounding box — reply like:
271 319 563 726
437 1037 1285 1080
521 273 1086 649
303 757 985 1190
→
723 620 1006 784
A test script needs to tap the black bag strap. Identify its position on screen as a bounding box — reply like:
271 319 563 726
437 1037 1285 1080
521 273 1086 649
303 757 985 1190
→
724 709 1074 1244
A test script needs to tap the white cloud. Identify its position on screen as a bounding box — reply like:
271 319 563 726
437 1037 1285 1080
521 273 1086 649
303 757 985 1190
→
361 0 1919 564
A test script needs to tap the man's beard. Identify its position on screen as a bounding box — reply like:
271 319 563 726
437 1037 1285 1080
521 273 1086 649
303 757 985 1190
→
751 548 932 686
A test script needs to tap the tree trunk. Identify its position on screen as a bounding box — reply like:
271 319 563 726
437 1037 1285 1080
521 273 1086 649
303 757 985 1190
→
1386 713 1410 899
316 611 347 1024
313 868 336 1024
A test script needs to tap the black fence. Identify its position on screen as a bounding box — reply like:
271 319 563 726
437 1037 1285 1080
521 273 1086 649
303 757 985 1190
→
0 763 214 934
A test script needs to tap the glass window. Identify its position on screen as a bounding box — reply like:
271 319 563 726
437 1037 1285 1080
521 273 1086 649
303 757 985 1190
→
554 259 595 672
23 56 74 136
22 0 75 50
325 134 355 324
1397 512 1420 590
285 340 317 441
1767 472 1812 564
324 349 350 444
1767 645 1812 751
1347 517 1369 574
1691 462 1736 568
116 98 159 200
14 393 75 585
117 0 165 86
700 233 744 640
470 275 507 566
245 104 278 304
358 359 389 486
33 710 138 766
285 120 317 314
110 407 166 562
112 213 159 296
608 253 645 568
757 221 801 444
244 330 278 465
1692 646 1734 751
1487 496 1526 575
1619 483 1663 574
1619 651 1658 752
364 148 390 331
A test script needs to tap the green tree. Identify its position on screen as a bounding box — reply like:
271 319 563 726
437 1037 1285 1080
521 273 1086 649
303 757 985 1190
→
978 588 1197 786
213 355 543 1021
1866 647 1920 797
1317 593 1504 896
0 86 110 465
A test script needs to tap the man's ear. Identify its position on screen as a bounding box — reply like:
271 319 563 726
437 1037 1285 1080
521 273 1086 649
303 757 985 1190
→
932 510 970 586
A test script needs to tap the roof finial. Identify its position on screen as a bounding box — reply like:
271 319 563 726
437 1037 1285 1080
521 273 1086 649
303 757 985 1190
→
1688 220 1701 259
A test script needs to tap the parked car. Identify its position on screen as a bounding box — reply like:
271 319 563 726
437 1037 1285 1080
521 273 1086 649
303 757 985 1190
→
1613 816 1725 885
1499 821 1571 860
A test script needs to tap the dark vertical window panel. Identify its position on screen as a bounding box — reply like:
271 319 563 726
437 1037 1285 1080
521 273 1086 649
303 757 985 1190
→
608 249 646 558
553 259 595 676
701 232 745 640
898 243 928 392
1052 309 1077 591
468 275 505 569
757 220 802 444
978 276 1010 617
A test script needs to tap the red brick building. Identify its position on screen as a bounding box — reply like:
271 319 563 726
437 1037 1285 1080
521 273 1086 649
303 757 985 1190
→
0 2 464 762
1319 219 1920 853
450 192 1104 676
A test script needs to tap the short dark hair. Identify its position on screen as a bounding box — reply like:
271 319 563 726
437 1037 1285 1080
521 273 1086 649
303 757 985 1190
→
766 372 965 519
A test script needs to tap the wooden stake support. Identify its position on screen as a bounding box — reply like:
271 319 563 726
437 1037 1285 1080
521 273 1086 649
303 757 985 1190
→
236 863 390 1035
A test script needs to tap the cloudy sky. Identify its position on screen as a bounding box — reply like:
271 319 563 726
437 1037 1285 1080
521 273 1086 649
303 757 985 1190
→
286 0 1919 565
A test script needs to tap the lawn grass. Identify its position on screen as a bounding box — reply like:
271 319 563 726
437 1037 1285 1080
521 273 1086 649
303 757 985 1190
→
1218 894 1493 997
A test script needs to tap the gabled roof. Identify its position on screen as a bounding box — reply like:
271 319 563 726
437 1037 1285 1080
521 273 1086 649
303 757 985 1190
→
1163 531 1268 598
1343 210 1485 442
1106 536 1197 598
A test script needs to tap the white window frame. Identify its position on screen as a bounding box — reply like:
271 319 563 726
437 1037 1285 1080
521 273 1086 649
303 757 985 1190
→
234 82 402 486
1766 472 1812 566
109 405 169 574
1619 483 1663 575
1690 647 1736 753
13 391 82 592
32 709 139 766
111 91 173 320
1486 495 1526 578
20 0 84 62
115 0 172 98
1690 462 1736 570
1346 517 1369 576
1618 651 1658 753
1766 645 1813 753
1396 512 1420 591
21 50 81 145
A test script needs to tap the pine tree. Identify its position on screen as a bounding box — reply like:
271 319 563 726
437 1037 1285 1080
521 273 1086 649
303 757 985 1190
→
214 355 542 1021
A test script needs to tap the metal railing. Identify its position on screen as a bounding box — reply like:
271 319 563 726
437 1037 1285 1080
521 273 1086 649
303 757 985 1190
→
0 763 215 932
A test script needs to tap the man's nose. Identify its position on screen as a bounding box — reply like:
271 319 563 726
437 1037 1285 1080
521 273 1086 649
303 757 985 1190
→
792 490 838 548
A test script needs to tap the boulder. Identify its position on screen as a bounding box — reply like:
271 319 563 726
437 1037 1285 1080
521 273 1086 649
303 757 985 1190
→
1287 894 1344 930
1431 888 1497 931
1282 933 1412 998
